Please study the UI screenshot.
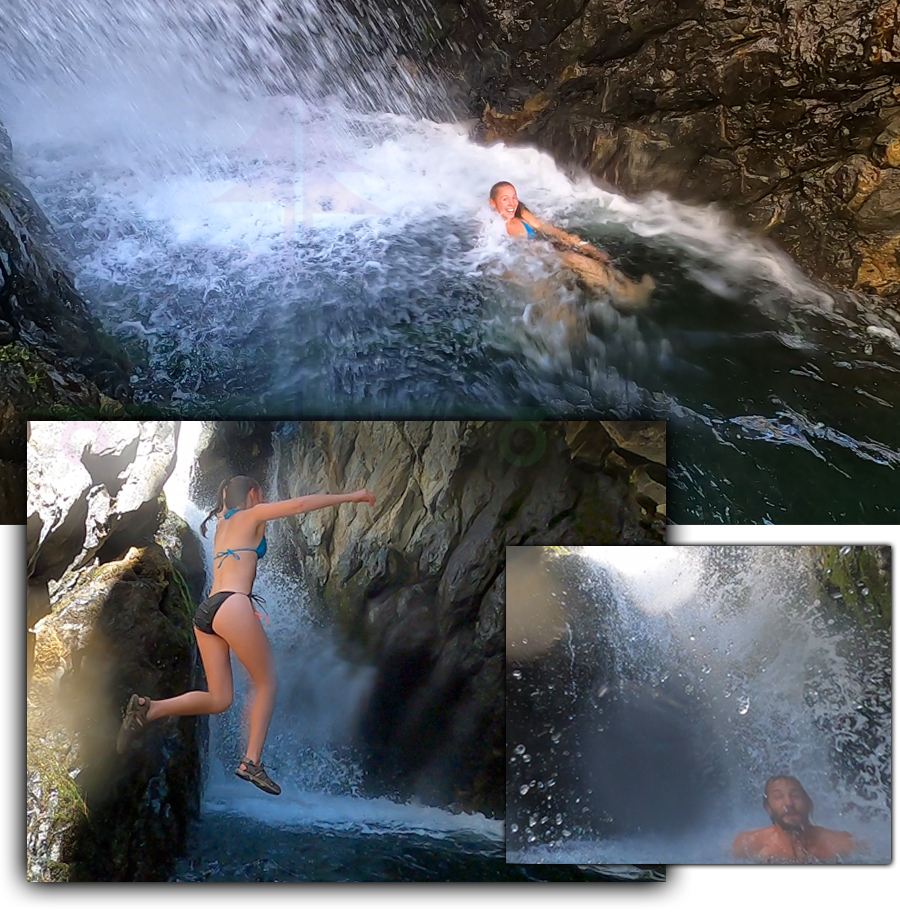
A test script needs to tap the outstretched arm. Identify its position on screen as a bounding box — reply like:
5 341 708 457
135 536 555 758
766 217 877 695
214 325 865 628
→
248 489 375 522
522 209 611 262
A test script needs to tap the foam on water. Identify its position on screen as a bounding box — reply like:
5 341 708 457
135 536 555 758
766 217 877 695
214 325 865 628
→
202 784 504 843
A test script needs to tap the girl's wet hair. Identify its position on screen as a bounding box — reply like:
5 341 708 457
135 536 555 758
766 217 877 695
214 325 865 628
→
490 181 526 219
200 475 263 536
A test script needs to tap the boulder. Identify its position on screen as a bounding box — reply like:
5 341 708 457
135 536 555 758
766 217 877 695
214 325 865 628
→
27 544 201 881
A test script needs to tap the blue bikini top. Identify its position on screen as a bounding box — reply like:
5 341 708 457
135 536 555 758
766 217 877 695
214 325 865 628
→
521 220 537 238
214 507 267 568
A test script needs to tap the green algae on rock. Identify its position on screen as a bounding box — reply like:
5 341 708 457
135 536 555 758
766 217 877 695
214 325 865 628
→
808 544 891 630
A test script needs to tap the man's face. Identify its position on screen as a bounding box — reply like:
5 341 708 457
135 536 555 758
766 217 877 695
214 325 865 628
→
764 778 812 832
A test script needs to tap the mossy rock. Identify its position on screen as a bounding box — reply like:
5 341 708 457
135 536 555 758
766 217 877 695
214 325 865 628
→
809 545 891 630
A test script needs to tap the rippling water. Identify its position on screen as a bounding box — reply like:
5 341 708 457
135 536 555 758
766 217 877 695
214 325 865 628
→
4 1 900 522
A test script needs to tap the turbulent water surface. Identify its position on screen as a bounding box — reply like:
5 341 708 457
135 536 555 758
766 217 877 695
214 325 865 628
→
4 1 900 522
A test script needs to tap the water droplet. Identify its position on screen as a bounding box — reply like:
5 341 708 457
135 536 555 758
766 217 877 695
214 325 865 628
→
519 784 530 795
840 546 852 556
529 815 537 827
701 664 712 674
547 778 557 788
685 684 694 694
562 829 572 838
738 696 751 715
550 731 562 744
861 587 870 596
555 813 563 825
515 744 526 755
512 670 522 679
522 754 531 763
510 823 519 833
521 638 529 644
540 816 549 825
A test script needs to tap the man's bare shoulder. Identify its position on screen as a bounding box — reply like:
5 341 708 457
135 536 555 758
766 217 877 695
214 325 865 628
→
810 826 856 856
733 826 776 858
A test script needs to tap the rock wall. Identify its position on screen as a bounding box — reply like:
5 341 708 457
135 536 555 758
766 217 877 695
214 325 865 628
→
26 420 205 881
248 420 665 815
422 1 900 304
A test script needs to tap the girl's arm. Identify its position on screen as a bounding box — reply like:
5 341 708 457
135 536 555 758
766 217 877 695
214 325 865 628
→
522 209 611 262
248 489 375 523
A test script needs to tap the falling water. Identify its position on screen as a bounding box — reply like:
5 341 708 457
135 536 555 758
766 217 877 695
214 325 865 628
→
507 546 891 864
3 1 900 522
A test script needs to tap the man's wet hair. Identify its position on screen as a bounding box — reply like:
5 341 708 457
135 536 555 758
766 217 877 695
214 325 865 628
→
763 775 811 802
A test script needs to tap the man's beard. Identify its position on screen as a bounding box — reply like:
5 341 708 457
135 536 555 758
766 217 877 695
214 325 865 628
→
771 811 809 834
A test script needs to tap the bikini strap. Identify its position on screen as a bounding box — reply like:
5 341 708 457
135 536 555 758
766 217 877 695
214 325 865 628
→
213 547 253 568
249 592 269 627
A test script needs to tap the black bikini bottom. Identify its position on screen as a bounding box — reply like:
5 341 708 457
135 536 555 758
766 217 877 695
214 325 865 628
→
194 591 267 635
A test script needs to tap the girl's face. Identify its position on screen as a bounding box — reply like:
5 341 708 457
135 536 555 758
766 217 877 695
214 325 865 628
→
490 184 519 221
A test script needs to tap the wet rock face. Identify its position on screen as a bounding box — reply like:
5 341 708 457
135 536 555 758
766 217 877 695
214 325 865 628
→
808 544 891 629
1 125 133 522
262 420 664 816
0 163 133 388
423 1 900 302
0 121 11 170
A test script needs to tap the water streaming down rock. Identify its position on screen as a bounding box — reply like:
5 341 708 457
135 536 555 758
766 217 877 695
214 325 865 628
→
3 2 900 522
506 546 891 864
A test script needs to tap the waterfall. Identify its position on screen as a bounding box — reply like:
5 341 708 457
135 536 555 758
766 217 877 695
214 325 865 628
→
507 546 891 863
161 422 503 854
4 2 900 522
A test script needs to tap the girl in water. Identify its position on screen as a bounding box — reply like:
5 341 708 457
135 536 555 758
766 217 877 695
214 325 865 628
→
489 181 656 309
117 475 376 796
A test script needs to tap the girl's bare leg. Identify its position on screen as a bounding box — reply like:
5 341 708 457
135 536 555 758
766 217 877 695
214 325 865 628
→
560 251 655 308
210 595 277 765
145 628 234 721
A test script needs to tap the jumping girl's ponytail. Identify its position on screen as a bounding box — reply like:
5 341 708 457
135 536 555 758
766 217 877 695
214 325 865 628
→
200 478 230 537
200 475 264 537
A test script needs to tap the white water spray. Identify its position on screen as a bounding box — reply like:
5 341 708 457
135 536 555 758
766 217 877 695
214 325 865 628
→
508 546 891 864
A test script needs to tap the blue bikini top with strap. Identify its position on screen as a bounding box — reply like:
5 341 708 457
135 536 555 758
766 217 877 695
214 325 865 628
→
521 220 537 238
213 507 267 568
